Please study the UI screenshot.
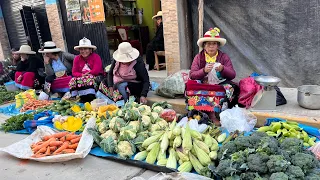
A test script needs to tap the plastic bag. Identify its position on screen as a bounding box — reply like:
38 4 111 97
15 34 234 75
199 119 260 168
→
207 63 226 85
159 109 177 122
0 117 95 162
309 142 320 160
156 70 189 98
15 89 37 108
220 105 257 132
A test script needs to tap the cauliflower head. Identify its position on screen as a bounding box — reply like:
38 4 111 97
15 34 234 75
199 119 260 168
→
139 105 151 116
141 115 151 127
152 106 164 114
100 129 117 140
109 117 125 133
116 141 136 158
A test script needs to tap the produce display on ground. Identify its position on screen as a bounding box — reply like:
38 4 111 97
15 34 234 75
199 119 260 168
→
0 85 20 105
30 132 81 158
35 100 76 116
0 113 34 132
20 99 54 112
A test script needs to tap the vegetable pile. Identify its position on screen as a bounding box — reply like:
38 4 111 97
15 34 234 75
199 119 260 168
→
20 99 53 112
257 120 316 147
210 131 320 179
30 132 81 158
37 100 75 116
0 113 34 132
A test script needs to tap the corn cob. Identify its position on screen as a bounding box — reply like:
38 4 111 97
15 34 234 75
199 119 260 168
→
166 148 177 169
173 135 182 148
177 161 193 172
157 150 166 161
156 158 167 166
146 143 160 164
194 139 210 154
191 130 202 140
134 151 148 161
209 151 218 160
173 126 181 136
204 134 213 147
178 159 184 165
176 150 189 162
160 131 169 153
193 143 211 166
182 124 192 154
142 132 163 148
189 152 204 174
146 142 158 151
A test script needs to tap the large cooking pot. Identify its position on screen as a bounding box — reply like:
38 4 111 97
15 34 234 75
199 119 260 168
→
297 85 320 110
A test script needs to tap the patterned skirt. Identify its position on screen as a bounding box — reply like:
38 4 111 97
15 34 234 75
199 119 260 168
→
69 75 96 97
98 80 130 102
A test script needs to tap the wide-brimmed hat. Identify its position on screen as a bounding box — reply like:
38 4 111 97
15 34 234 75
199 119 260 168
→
74 37 97 51
38 41 61 53
197 27 227 47
152 11 162 20
15 45 36 55
113 42 139 63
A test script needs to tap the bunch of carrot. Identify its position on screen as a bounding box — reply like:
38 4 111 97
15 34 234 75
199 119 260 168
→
20 99 53 112
30 131 81 158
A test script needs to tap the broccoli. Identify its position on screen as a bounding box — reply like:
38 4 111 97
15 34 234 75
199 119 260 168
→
250 131 268 138
266 155 291 173
269 172 289 180
240 172 266 180
280 138 303 155
247 153 269 174
291 153 317 173
286 165 304 179
305 173 320 180
217 141 238 160
215 159 238 177
233 136 258 150
256 136 279 155
224 175 241 180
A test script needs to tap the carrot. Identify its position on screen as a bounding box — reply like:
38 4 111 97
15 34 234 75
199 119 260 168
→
32 153 46 158
68 143 78 149
53 142 69 155
43 132 68 141
32 137 55 152
61 149 75 154
49 141 63 147
65 134 80 141
45 146 51 155
70 137 81 144
60 136 66 142
49 146 57 151
35 147 47 154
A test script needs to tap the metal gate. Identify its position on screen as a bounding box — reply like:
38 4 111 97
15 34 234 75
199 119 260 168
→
59 0 111 67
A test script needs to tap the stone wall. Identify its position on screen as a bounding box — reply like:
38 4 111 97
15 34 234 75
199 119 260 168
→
0 6 11 60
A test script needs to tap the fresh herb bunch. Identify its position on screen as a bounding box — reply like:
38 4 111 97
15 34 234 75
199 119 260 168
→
0 113 34 132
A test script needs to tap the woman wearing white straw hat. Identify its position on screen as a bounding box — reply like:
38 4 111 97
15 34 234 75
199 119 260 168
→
38 41 75 97
14 45 44 90
69 37 103 103
98 42 149 104
186 27 239 125
146 11 164 70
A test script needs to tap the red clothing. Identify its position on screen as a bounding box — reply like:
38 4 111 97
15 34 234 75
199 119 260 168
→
72 53 103 77
190 50 236 81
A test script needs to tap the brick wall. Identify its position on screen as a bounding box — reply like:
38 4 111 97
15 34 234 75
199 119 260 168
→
45 2 66 51
161 0 181 75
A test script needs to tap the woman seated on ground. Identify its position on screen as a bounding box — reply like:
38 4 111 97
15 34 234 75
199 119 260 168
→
14 45 45 90
1 48 21 83
39 41 75 97
187 27 239 125
69 37 103 103
99 42 149 104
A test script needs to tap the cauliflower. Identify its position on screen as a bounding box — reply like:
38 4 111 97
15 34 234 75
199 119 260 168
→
266 155 291 173
109 117 125 133
116 141 136 158
150 112 159 122
116 109 123 117
152 106 164 114
138 105 151 116
98 120 110 134
119 126 137 140
269 172 288 180
128 121 140 131
156 119 168 129
100 130 117 140
141 115 151 127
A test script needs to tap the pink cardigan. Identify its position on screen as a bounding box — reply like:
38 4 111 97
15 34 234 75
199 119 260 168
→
72 53 103 77
189 50 236 81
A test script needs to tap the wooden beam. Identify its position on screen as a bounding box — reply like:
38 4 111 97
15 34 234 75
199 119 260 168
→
198 0 204 52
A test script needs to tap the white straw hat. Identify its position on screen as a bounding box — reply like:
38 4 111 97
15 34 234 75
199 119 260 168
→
38 41 61 53
113 42 139 63
15 45 36 55
197 27 227 47
152 11 162 20
74 37 97 51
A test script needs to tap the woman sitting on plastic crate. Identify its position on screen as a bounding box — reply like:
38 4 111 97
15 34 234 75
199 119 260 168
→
69 37 104 103
39 41 75 97
14 45 45 90
98 42 150 104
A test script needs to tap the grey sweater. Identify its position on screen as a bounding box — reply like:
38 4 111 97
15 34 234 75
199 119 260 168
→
44 52 75 76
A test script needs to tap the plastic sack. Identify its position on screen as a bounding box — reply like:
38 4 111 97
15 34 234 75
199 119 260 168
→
309 142 320 160
220 106 257 132
159 109 177 122
207 63 226 85
38 91 49 100
0 117 95 162
15 89 37 108
156 70 189 98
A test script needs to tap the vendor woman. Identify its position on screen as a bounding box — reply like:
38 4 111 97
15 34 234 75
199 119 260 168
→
187 27 239 125
39 41 75 97
14 45 45 90
69 37 103 103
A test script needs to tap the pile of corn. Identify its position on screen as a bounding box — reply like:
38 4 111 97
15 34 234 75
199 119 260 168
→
134 120 224 176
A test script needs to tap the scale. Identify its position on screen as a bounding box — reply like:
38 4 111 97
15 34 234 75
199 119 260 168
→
250 76 281 111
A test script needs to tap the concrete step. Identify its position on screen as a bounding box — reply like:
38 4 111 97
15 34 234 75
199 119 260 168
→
147 91 186 115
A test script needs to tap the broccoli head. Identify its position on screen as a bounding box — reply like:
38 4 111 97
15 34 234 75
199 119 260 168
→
269 172 289 180
280 138 303 155
251 131 268 138
247 153 269 174
240 172 266 180
217 141 238 160
256 136 279 155
234 136 256 150
291 153 317 173
305 173 320 180
215 159 238 177
267 155 291 173
286 165 304 179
